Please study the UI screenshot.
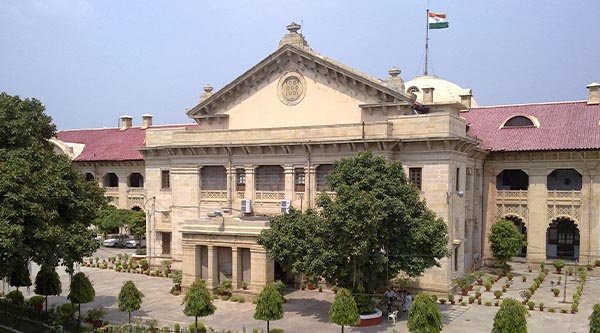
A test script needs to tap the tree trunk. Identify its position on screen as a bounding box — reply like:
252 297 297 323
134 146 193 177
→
45 295 48 313
128 311 131 323
195 315 198 332
341 325 344 333
78 303 81 328
267 320 270 333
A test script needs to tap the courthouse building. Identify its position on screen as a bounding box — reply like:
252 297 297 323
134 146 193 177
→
52 23 600 293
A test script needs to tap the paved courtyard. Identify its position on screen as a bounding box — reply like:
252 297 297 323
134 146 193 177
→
5 256 598 332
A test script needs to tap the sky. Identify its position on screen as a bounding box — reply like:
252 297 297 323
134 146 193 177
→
1 0 599 130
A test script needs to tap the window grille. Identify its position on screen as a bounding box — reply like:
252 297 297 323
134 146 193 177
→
200 166 227 190
294 168 305 192
255 166 284 191
236 168 246 191
409 167 422 190
161 170 170 189
316 165 334 191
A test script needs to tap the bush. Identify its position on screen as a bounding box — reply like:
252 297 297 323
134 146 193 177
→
218 279 233 296
241 281 248 290
492 298 527 333
6 290 24 305
549 308 556 313
28 295 45 309
139 259 149 270
270 329 284 333
489 219 525 271
539 302 544 311
85 307 108 322
273 280 286 296
57 302 76 323
484 280 492 291
590 304 600 333
552 288 560 297
494 290 503 299
188 322 206 333
527 301 535 310
172 271 182 286
553 260 565 272
407 293 443 333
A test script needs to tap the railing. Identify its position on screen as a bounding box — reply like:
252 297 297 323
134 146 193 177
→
127 187 145 196
496 189 528 200
547 190 582 202
236 191 245 199
316 191 337 200
255 191 285 202
200 190 227 201
104 187 118 195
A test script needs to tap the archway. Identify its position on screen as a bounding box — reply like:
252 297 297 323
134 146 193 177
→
504 215 527 257
103 173 118 187
547 217 580 260
128 173 144 188
496 169 528 190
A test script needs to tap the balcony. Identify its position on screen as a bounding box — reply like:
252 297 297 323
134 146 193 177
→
496 190 528 204
547 190 582 204
255 191 285 202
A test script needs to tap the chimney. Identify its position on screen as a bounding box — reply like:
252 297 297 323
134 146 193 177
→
587 82 600 105
459 89 473 108
119 115 133 130
422 87 435 104
142 114 153 129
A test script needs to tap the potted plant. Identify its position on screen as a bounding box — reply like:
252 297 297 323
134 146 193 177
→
553 260 565 274
241 281 248 290
468 296 475 304
571 303 578 313
539 302 544 311
587 263 594 271
475 288 482 299
557 276 562 285
477 298 482 305
522 275 527 282
494 300 500 307
484 280 492 292
494 290 503 299
439 298 447 305
455 276 471 296
448 294 455 305
527 301 535 310
528 265 532 273
567 267 574 276
473 271 485 285
552 288 560 297
507 272 514 281
502 286 507 293
540 262 545 271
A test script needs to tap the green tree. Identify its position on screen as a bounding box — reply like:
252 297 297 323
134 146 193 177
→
492 298 527 333
182 280 215 331
329 288 359 333
0 93 107 277
126 209 146 246
118 280 144 323
8 262 31 292
407 294 443 333
93 206 126 238
489 219 525 271
589 304 600 333
68 272 95 325
34 265 62 312
254 282 284 333
258 152 449 303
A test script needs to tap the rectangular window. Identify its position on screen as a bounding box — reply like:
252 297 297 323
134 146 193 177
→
409 167 422 190
454 247 459 271
236 168 246 191
456 167 460 191
161 170 170 189
316 165 334 192
161 232 171 255
294 168 305 192
200 166 227 190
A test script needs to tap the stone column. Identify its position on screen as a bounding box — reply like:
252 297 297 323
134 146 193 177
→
284 165 294 202
181 244 199 290
118 172 128 208
206 245 219 290
226 166 233 209
527 169 548 263
231 247 240 289
250 248 274 293
307 165 317 209
482 166 497 263
244 165 255 204
580 170 596 263
169 165 200 270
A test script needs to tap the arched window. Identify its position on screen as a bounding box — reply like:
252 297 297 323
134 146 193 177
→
85 173 95 182
502 116 536 128
407 86 420 94
128 173 144 188
547 169 582 190
103 173 119 187
496 169 528 190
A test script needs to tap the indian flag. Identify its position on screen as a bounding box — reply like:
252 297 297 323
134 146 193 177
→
428 12 449 29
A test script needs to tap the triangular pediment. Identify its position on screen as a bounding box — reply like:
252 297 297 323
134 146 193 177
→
187 45 414 123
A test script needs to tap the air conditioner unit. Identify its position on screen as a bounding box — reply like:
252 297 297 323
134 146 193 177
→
241 199 252 214
280 200 291 214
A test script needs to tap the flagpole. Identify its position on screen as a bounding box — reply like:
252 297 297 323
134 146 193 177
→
425 9 429 76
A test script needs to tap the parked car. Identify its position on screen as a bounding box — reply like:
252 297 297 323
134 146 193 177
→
102 238 119 247
125 238 146 248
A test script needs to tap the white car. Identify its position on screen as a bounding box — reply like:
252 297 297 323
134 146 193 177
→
102 238 119 247
125 238 146 248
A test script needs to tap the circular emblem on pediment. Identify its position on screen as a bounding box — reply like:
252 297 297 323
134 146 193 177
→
278 71 306 106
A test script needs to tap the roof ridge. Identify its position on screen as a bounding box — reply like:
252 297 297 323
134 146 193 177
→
468 100 587 110
58 123 196 132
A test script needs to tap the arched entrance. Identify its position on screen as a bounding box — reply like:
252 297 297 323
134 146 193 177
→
547 217 579 260
504 215 527 257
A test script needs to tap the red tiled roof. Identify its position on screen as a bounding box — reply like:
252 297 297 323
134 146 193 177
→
56 124 197 162
462 101 600 152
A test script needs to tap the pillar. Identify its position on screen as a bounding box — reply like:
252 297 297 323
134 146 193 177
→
244 165 255 204
527 170 548 263
250 249 274 292
226 166 233 209
181 244 199 289
284 165 294 202
306 165 316 209
118 172 128 208
232 247 241 289
207 245 219 290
